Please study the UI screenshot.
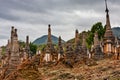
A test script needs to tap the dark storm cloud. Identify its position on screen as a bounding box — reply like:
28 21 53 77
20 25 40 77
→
0 0 120 46
0 0 119 24
0 0 104 21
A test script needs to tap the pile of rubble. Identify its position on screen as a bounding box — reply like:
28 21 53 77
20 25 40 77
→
1 55 43 80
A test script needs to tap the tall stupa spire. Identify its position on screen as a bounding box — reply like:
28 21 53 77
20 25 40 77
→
25 35 30 50
105 0 109 14
58 36 61 46
75 29 80 46
104 0 114 39
47 24 52 44
103 0 115 55
105 0 111 30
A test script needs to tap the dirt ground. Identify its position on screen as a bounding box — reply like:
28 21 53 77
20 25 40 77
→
1 59 120 80
39 59 120 80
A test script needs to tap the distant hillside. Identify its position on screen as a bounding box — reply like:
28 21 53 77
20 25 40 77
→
32 27 120 45
33 35 65 45
67 27 120 44
112 27 120 38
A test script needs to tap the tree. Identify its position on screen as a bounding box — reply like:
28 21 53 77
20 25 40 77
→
19 40 25 48
29 42 37 56
86 32 94 49
86 22 105 49
38 44 46 51
91 22 105 40
1 46 6 55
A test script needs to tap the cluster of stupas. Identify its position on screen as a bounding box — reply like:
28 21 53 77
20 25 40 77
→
0 0 120 78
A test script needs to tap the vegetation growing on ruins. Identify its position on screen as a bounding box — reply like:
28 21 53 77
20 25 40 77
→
1 46 6 55
86 22 106 49
29 43 37 55
67 22 106 49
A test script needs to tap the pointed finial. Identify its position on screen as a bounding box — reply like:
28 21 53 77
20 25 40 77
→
76 29 78 33
48 24 51 28
48 24 51 32
26 35 29 47
15 29 17 32
11 26 14 32
58 36 62 46
12 26 14 29
59 36 61 42
26 35 29 42
105 0 109 13
59 36 61 39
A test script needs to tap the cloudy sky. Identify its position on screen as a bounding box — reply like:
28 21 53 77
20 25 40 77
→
0 0 120 46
